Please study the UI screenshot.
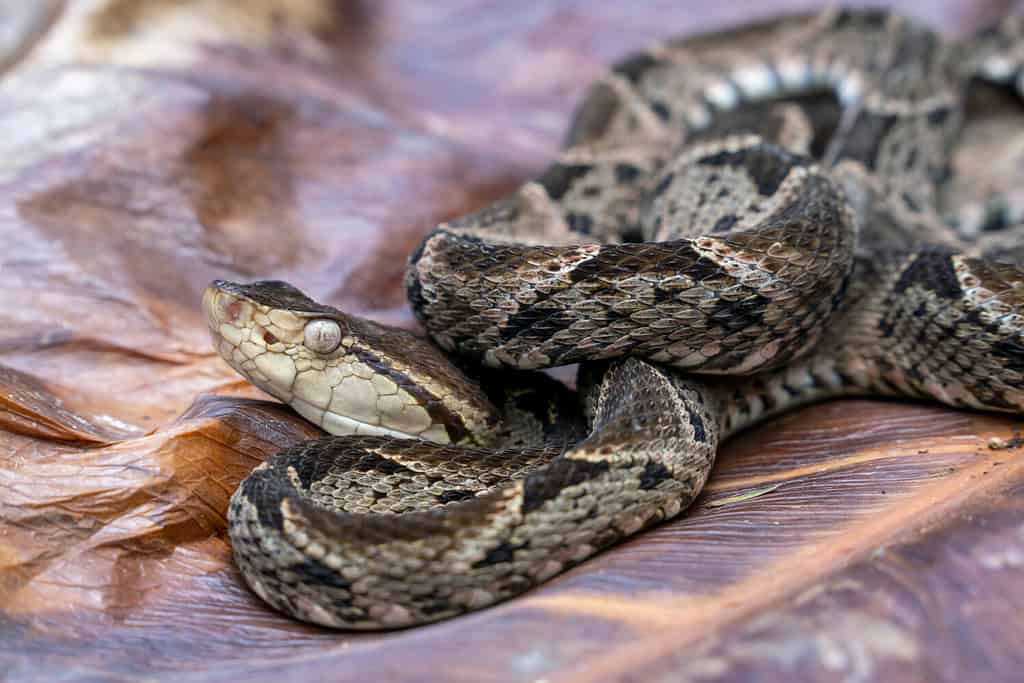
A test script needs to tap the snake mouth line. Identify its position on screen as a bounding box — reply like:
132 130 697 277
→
289 396 431 442
218 352 432 443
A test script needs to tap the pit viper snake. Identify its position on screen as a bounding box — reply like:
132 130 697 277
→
202 9 1024 629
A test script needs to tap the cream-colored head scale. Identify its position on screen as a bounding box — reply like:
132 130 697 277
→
203 280 498 445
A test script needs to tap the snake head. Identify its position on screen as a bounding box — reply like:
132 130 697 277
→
203 280 498 445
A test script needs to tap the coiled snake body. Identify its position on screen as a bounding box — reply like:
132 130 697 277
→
203 9 1024 628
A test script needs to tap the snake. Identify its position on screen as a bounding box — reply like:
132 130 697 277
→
201 9 1024 629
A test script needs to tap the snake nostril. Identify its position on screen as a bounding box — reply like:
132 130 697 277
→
264 331 279 345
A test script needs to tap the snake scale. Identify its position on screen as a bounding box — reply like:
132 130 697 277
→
202 9 1024 629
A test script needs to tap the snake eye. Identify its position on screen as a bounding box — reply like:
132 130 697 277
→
303 319 342 354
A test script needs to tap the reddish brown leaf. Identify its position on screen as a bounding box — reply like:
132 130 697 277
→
2 2 1023 682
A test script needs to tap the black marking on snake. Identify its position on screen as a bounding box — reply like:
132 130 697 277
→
638 461 672 490
712 214 738 233
499 375 588 445
680 244 731 283
892 251 961 300
615 163 642 183
437 489 476 504
833 8 890 31
877 309 899 340
709 293 771 335
835 368 864 391
570 242 723 289
981 210 1010 233
902 363 925 384
875 372 910 398
613 52 660 83
691 105 785 145
537 164 593 201
784 92 842 158
835 260 854 301
652 285 678 304
351 347 472 444
901 192 921 212
650 101 671 122
420 602 454 617
490 248 630 347
697 144 800 196
926 107 951 126
238 468 286 530
911 299 929 320
567 212 594 235
651 171 675 198
405 230 436 315
832 111 900 170
472 540 527 568
688 405 708 443
782 382 803 399
975 21 1006 41
352 451 415 475
993 337 1024 374
979 391 1016 412
929 163 952 187
498 306 580 347
522 458 611 513
904 147 918 171
292 556 351 591
274 443 336 488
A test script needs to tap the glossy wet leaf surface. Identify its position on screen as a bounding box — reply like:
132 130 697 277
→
1 1 1022 681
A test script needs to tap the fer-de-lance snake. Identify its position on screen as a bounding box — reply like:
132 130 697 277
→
202 9 1024 629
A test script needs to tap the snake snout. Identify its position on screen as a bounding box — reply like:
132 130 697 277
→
203 281 247 330
201 285 222 330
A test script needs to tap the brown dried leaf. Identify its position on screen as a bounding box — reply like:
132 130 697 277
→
2 1 1023 682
